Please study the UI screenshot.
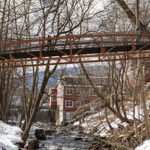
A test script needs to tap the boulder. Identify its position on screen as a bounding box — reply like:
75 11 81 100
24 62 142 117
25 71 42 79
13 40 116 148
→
35 129 46 140
74 137 82 140
27 138 39 149
57 148 62 150
16 141 25 149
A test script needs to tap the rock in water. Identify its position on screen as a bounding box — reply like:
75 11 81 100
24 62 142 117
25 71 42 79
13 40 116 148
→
74 137 82 140
35 129 46 140
28 138 39 149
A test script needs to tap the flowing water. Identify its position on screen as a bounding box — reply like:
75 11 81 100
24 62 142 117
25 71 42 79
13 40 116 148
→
29 123 95 150
39 134 94 150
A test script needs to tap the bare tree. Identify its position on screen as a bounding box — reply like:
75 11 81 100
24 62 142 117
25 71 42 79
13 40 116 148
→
18 0 99 141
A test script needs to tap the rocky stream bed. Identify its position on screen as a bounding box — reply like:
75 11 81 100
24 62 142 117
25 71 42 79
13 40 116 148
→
23 122 97 150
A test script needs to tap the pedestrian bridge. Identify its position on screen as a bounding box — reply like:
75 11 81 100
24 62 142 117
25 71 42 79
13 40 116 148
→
0 33 150 68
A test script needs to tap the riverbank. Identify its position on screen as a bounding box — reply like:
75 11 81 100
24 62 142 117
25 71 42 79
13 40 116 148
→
0 120 150 150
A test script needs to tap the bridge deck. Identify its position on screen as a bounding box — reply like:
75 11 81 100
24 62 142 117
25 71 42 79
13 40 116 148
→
0 44 150 59
0 33 150 68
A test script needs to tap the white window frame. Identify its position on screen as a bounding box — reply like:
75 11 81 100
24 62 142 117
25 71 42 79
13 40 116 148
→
74 78 78 84
66 88 74 95
82 78 87 84
77 88 84 95
52 95 56 101
95 79 101 86
89 89 96 96
76 101 83 107
65 100 73 108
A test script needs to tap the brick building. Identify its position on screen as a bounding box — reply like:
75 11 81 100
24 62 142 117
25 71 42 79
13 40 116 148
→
51 74 107 125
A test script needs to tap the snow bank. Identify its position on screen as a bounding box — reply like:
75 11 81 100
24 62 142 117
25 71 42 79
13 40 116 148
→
135 140 150 150
74 100 150 137
0 121 23 150
73 100 150 149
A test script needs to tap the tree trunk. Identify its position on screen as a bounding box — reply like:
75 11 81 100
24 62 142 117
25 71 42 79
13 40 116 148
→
115 0 147 31
21 61 58 141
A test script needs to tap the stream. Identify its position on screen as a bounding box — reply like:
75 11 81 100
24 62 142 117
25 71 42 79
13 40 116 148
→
39 134 95 150
28 123 96 150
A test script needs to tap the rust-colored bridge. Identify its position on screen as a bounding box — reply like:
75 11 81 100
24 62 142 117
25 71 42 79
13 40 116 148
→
0 33 150 68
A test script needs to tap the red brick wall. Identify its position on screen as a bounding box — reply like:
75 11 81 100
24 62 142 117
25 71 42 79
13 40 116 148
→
63 86 98 112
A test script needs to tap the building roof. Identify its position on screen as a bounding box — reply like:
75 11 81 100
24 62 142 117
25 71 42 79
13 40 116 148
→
58 75 108 87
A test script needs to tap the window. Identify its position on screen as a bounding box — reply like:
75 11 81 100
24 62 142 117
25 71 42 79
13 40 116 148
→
65 100 73 108
100 79 104 84
65 78 73 85
77 88 84 95
66 88 74 95
95 79 101 86
95 78 104 86
90 103 95 111
53 95 56 101
74 78 78 84
76 101 83 107
89 89 96 96
82 78 87 84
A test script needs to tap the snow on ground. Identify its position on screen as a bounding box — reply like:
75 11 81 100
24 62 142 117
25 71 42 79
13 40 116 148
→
135 140 150 150
74 100 150 137
74 109 129 137
74 100 150 149
0 121 23 150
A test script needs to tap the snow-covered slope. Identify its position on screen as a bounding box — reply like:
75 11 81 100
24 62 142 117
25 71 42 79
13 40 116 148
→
73 100 150 149
0 121 23 150
135 140 150 150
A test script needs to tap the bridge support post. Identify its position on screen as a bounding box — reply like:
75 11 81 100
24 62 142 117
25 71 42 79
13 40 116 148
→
69 38 72 62
131 36 136 51
39 41 43 59
9 45 14 60
100 36 105 55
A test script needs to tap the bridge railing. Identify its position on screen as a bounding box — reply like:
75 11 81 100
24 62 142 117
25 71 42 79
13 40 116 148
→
0 33 150 60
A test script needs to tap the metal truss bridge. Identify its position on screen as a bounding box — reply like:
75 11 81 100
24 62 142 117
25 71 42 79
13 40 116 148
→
0 33 150 68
